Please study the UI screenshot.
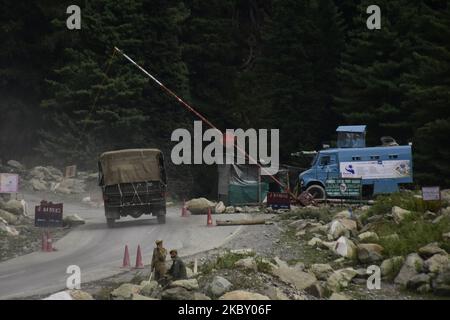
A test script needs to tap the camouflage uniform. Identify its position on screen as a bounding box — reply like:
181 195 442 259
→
151 247 167 281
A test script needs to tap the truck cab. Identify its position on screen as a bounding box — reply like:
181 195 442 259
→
298 126 413 199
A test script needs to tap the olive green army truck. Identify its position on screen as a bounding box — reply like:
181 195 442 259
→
98 149 167 227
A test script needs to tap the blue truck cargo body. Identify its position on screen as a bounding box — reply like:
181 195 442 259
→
299 143 413 197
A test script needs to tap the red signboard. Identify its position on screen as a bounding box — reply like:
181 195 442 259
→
267 192 291 209
35 201 63 228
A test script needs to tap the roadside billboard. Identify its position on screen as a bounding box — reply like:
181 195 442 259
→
0 173 19 193
340 160 411 179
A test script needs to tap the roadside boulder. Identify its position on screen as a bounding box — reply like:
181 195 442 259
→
170 279 199 291
407 273 431 291
432 267 450 296
0 209 19 225
225 206 235 213
392 206 411 223
326 268 358 292
418 242 447 259
358 231 379 243
7 160 24 171
334 236 357 259
264 287 289 300
161 287 194 300
357 244 384 263
110 283 142 300
270 258 316 291
219 290 270 300
30 179 48 191
234 257 257 271
139 280 159 297
63 214 85 227
215 201 226 214
68 290 94 300
394 253 424 287
193 293 211 300
207 276 232 297
0 217 19 236
0 199 24 215
380 256 405 278
329 218 357 240
329 292 351 300
310 263 334 281
424 254 449 274
186 198 215 214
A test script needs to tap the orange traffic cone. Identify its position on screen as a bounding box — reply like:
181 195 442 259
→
181 199 188 217
41 232 47 252
206 208 213 227
122 245 130 268
135 245 144 269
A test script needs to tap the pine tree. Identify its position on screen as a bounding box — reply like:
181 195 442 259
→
245 0 345 158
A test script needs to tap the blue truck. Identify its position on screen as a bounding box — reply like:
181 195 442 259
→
298 125 413 199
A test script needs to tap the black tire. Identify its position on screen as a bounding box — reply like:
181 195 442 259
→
306 184 326 200
106 218 116 228
157 214 166 224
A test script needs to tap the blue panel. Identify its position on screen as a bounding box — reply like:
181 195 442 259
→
336 125 367 133
373 180 399 194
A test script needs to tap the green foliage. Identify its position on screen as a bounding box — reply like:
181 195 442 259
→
367 192 442 218
375 215 450 257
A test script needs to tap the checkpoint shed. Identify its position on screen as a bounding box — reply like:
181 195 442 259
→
217 164 268 206
217 164 292 206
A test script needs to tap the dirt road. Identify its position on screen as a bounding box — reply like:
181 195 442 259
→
0 193 243 299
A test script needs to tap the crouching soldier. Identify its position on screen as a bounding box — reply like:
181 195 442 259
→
167 249 187 281
151 240 167 283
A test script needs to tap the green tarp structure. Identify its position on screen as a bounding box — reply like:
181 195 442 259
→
217 164 269 206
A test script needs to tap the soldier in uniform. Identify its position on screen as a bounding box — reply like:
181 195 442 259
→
151 240 167 282
167 249 187 281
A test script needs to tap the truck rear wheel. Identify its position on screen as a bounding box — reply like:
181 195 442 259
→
106 218 116 228
306 184 326 200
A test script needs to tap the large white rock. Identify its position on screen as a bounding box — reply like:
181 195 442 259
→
63 214 85 227
334 236 357 259
186 198 215 214
392 206 411 223
329 218 357 239
43 290 93 300
358 231 379 243
270 258 317 291
215 201 226 214
219 290 270 300
394 253 424 286
170 279 199 291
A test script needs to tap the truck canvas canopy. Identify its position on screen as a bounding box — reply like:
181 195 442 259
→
99 149 162 186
